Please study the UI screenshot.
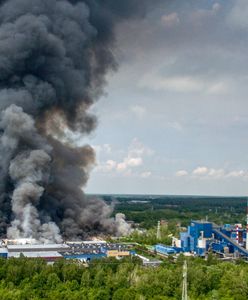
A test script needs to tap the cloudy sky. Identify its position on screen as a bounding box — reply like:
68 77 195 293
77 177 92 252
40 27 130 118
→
85 0 248 196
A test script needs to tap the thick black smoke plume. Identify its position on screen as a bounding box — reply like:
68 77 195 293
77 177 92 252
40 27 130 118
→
0 0 153 241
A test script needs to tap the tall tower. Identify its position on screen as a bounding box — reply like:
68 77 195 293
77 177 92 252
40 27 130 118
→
246 199 248 250
156 221 161 240
182 260 188 300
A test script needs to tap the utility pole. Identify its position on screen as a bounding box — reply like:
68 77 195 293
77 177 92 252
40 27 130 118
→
156 220 161 240
182 260 188 300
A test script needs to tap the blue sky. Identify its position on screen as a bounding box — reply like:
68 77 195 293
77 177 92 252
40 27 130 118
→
85 0 248 196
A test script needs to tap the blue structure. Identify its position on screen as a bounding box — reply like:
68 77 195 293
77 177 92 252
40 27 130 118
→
0 249 8 259
189 221 212 238
63 253 106 261
155 244 178 255
179 220 212 254
180 232 191 252
211 242 228 253
212 227 248 257
155 220 248 258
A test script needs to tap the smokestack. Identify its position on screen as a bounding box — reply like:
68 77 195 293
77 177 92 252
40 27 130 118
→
0 0 156 242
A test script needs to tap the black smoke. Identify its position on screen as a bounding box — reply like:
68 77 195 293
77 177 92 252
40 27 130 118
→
0 0 156 241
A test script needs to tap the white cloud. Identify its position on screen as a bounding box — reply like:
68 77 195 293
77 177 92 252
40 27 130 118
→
192 167 226 179
129 105 146 119
179 166 248 180
95 138 150 175
193 166 209 176
161 12 180 27
114 139 149 172
207 168 225 179
125 157 143 167
116 157 143 173
176 170 188 177
95 160 117 173
116 162 127 172
106 160 116 170
226 170 246 178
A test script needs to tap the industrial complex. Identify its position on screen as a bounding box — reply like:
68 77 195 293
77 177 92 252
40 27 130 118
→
1 217 248 263
0 240 135 262
155 220 248 259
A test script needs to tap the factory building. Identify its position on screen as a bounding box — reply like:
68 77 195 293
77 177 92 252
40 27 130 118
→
8 251 63 262
3 243 70 262
155 244 179 255
155 220 248 258
0 240 135 262
7 244 70 253
135 254 162 267
106 250 130 257
63 253 106 261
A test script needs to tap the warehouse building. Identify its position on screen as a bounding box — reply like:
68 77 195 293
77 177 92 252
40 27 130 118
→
0 240 135 262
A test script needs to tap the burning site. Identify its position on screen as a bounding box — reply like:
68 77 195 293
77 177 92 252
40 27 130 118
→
0 1 248 299
0 0 150 243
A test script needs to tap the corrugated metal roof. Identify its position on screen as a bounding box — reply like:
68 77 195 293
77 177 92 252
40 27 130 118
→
8 251 63 258
82 240 107 244
66 240 106 244
0 248 8 253
7 244 70 251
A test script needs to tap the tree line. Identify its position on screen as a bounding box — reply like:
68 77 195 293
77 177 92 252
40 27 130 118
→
0 255 247 299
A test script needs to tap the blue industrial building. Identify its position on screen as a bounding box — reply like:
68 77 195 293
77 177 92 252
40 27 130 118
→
155 244 180 255
180 221 212 254
155 220 248 258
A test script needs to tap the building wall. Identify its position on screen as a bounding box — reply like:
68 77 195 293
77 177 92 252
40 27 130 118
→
107 250 130 257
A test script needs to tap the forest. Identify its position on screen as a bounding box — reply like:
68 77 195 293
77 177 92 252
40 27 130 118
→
99 195 248 228
0 255 247 300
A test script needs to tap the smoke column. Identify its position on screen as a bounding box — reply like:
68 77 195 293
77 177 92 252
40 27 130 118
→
0 0 153 241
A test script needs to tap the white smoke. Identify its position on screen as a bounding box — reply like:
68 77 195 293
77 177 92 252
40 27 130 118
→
115 213 132 236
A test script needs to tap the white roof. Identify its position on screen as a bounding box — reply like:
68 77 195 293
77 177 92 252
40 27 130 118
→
66 240 106 245
82 241 107 244
7 244 70 250
8 251 63 258
0 248 8 253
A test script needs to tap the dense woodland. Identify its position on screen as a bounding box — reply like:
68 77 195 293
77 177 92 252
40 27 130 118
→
0 256 247 299
100 195 247 228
